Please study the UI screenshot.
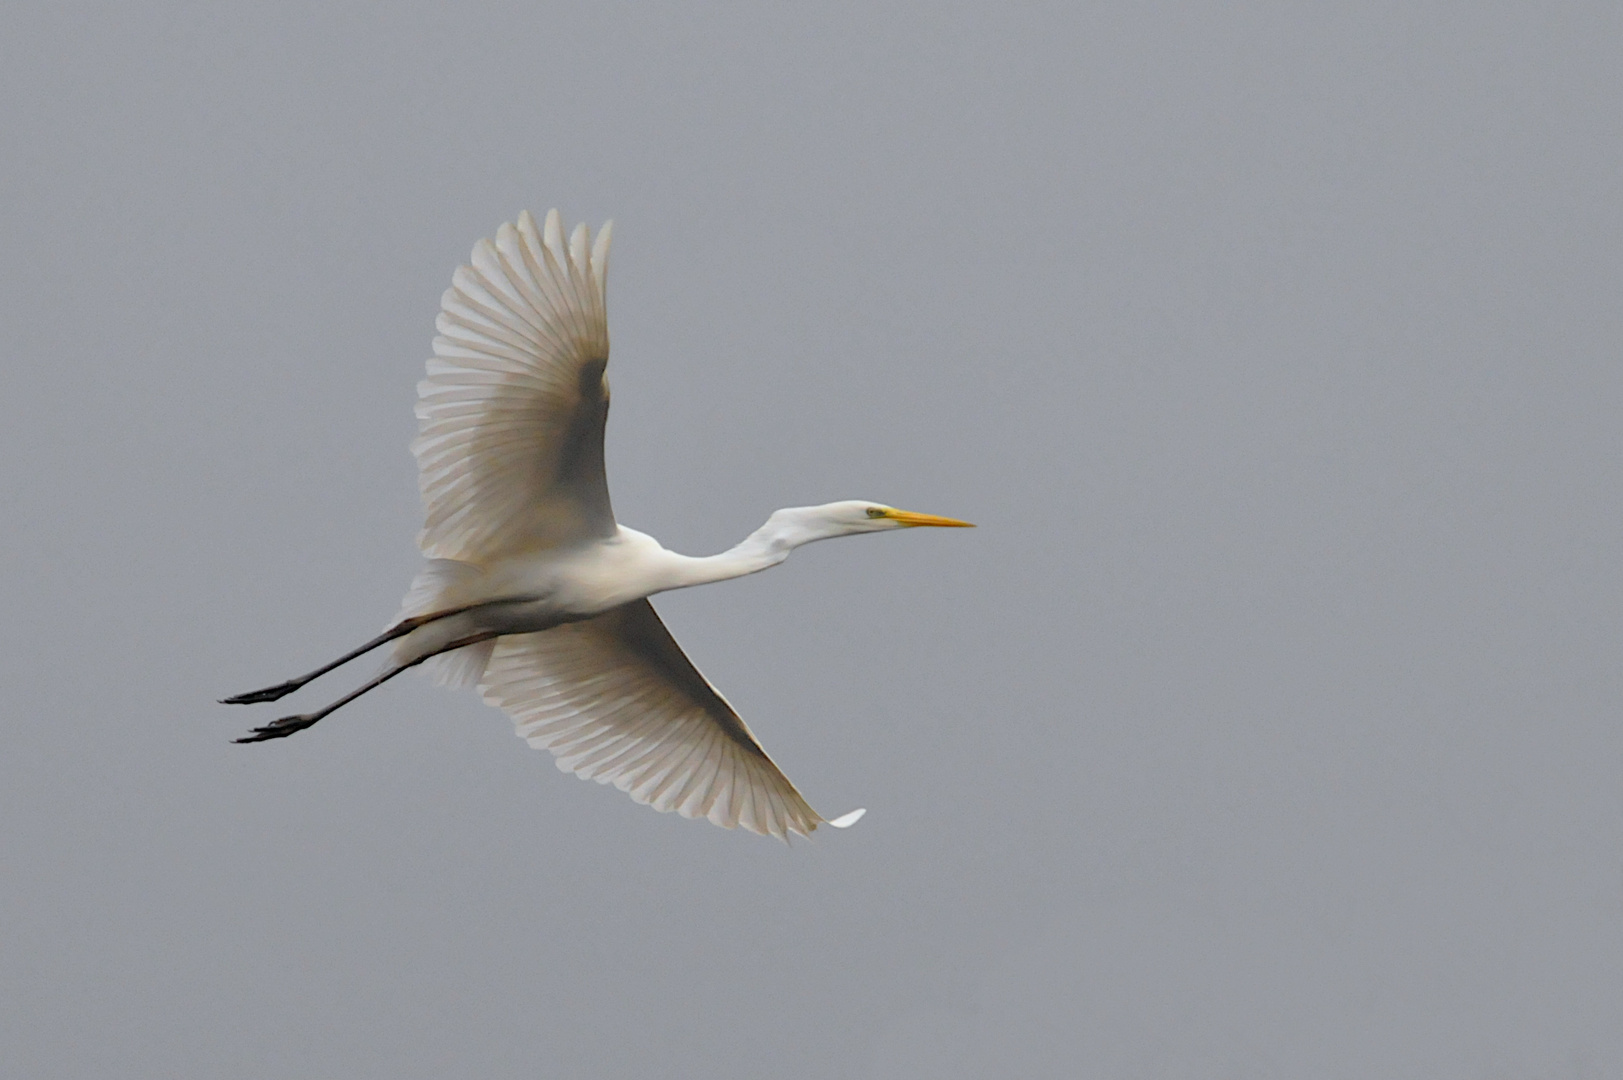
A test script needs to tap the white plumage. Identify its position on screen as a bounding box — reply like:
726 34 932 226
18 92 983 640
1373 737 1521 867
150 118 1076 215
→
416 212 615 562
481 602 821 838
226 210 971 841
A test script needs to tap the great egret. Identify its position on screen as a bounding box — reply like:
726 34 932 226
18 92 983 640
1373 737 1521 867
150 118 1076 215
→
224 210 971 840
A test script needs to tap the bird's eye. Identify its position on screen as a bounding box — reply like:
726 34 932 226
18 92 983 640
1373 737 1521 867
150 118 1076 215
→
865 507 887 519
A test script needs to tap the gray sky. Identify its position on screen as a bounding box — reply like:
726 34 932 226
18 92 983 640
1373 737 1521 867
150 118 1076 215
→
3 2 1621 1076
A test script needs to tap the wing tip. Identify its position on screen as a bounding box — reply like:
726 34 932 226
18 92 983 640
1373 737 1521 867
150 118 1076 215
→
825 808 866 829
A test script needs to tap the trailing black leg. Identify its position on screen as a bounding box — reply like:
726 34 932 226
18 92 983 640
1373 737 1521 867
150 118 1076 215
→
220 605 483 705
233 630 500 744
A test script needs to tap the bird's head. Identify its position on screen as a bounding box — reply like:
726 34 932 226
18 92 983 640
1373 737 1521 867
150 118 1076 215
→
765 500 975 546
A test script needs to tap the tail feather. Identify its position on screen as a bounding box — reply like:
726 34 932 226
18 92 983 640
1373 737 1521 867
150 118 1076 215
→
395 559 493 689
397 559 484 619
424 639 496 689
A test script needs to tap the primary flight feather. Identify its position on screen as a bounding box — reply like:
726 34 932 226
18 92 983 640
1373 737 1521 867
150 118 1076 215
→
224 209 971 841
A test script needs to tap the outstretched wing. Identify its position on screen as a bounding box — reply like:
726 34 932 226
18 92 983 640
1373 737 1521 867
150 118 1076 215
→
479 600 826 840
414 209 615 562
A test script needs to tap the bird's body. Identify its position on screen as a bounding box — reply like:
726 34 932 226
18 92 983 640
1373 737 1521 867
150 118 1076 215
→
225 209 969 840
399 527 694 650
392 504 908 668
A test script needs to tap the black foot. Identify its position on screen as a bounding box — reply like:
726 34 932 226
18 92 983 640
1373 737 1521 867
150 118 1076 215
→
220 680 303 705
234 713 321 743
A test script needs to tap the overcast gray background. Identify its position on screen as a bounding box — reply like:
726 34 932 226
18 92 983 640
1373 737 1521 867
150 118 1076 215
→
3 2 1620 1076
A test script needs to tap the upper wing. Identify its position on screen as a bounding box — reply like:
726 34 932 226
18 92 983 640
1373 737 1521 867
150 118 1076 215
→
414 210 616 562
478 600 826 840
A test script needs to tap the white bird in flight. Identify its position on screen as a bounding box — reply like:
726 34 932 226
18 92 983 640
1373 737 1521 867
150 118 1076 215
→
225 209 972 840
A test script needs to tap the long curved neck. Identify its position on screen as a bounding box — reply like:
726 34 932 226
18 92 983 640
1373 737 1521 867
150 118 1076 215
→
654 510 832 591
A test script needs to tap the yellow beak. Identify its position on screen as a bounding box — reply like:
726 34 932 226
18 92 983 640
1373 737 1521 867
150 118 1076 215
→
883 508 976 528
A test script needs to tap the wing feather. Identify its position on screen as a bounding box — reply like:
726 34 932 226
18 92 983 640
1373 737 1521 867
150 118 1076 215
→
479 600 826 840
414 209 616 561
